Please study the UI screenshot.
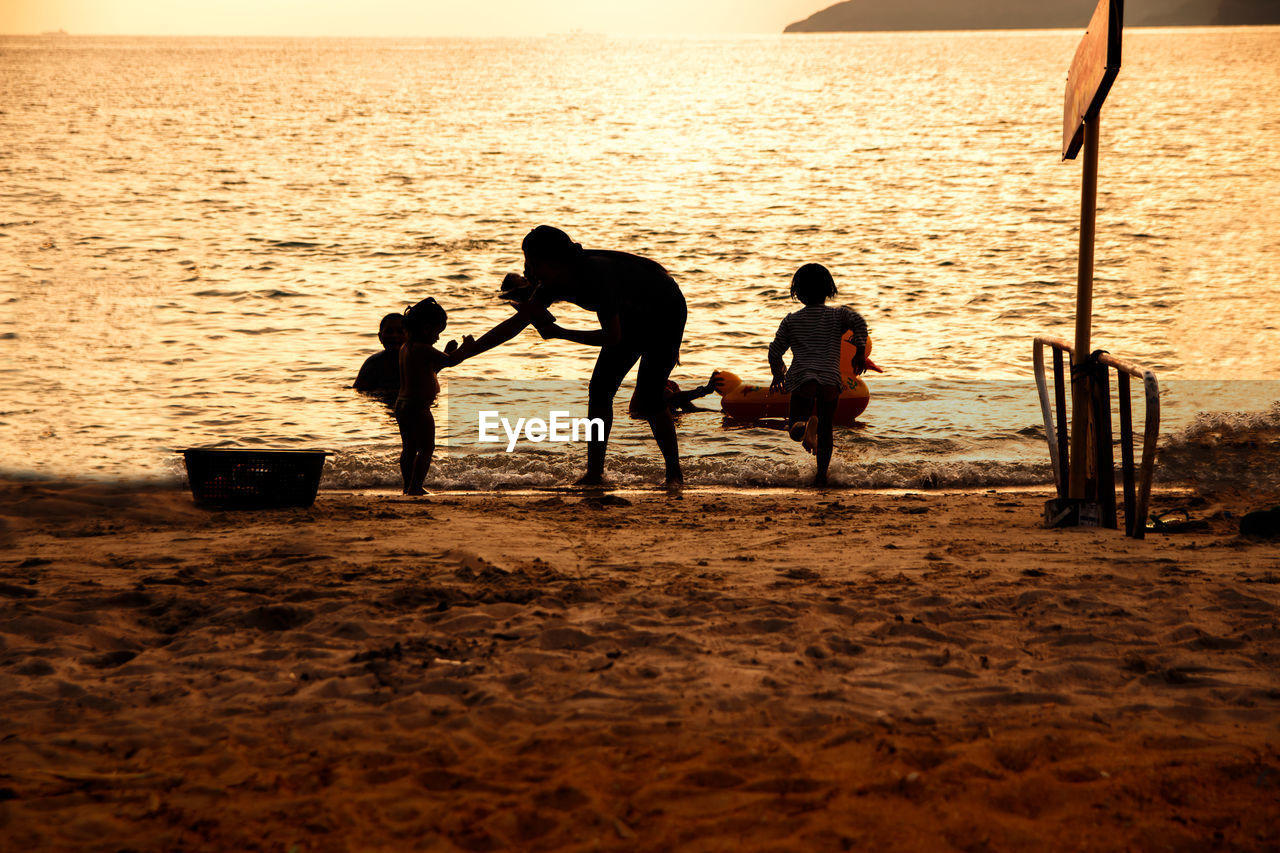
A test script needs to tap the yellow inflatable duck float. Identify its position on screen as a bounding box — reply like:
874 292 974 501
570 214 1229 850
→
713 333 880 426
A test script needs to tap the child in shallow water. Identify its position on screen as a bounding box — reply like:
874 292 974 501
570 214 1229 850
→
353 312 407 398
395 298 473 496
767 263 869 487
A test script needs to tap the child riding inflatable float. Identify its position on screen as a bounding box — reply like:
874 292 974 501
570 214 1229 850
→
712 333 881 426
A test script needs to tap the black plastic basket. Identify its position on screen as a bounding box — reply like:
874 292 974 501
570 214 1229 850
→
182 448 327 510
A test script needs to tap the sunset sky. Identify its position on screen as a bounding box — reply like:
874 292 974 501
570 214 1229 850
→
1 0 827 36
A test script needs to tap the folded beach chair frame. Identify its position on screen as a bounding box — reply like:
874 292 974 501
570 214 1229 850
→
1033 335 1160 539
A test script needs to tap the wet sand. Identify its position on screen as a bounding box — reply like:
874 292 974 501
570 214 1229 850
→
2 480 1278 851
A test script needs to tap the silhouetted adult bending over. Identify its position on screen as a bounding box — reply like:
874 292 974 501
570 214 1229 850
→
467 226 688 486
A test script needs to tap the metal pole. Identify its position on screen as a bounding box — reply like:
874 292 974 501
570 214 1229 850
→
1054 348 1070 496
1118 371 1136 536
1068 113 1101 500
1093 365 1117 528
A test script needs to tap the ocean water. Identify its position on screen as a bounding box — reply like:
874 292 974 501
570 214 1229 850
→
2 29 1279 489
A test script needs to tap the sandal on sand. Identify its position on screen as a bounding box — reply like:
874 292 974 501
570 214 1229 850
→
1147 509 1210 534
801 415 820 454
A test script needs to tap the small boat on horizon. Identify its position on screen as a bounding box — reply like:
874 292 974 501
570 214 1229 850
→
40 28 70 37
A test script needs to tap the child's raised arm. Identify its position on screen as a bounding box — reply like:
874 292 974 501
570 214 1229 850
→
437 335 477 370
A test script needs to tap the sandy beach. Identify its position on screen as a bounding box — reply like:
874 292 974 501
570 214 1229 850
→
1 480 1278 851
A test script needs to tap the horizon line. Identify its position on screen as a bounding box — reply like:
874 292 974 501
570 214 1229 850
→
6 24 1275 39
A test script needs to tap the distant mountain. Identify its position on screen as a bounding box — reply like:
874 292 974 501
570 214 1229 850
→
783 0 1280 32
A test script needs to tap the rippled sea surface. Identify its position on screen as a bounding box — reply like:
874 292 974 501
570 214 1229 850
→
2 30 1279 488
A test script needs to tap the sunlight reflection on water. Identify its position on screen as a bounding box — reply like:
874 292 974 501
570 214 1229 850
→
1 29 1277 484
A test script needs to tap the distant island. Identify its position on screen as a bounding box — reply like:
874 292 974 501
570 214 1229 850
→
784 0 1280 32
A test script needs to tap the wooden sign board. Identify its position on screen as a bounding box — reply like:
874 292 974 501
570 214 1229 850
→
1063 0 1123 160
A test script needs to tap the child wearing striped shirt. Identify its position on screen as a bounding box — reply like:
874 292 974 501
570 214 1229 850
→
768 263 869 487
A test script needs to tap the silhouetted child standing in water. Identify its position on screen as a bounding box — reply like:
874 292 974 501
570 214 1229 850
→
768 264 869 487
396 298 473 496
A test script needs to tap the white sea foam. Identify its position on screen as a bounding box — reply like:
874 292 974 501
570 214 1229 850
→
322 450 1055 491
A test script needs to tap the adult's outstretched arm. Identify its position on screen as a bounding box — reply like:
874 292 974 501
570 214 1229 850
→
464 310 537 359
540 311 622 348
